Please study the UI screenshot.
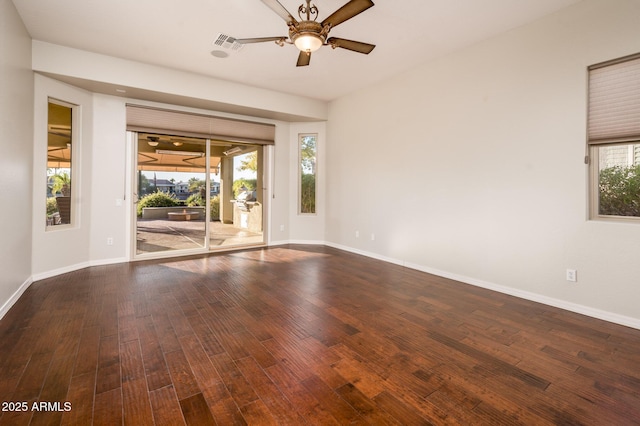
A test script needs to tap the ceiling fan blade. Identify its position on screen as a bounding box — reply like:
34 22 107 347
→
236 36 286 44
296 51 311 67
261 0 298 24
321 0 374 28
327 37 375 54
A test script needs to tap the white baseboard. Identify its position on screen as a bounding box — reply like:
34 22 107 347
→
31 261 92 282
30 257 129 282
0 277 33 320
90 257 129 267
324 242 640 331
325 241 405 267
267 239 294 246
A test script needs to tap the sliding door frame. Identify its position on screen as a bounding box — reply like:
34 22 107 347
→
128 131 269 261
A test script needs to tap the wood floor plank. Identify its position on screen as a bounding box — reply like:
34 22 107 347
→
60 372 95 426
95 334 120 395
179 393 215 426
201 382 247 425
164 349 201 401
72 325 101 378
29 354 74 426
373 391 433 425
335 382 402 426
265 362 340 425
122 377 154 426
137 315 172 391
0 245 639 425
179 334 223 391
301 374 363 424
93 387 123 426
235 356 305 425
238 400 277 426
149 385 185 426
210 351 259 408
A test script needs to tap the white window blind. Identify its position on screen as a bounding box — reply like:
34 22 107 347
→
588 54 640 145
126 105 275 145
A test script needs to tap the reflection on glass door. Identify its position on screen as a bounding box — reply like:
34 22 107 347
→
136 134 207 255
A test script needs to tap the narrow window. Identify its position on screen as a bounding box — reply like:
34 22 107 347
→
299 134 317 214
588 54 640 220
47 100 74 227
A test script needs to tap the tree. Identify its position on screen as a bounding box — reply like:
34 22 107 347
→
300 174 316 214
237 151 258 172
300 136 316 213
599 164 640 216
232 178 257 198
188 177 206 194
138 172 153 195
300 136 316 175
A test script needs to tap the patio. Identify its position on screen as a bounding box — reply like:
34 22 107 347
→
136 219 263 254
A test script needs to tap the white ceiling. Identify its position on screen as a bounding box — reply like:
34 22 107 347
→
12 0 581 102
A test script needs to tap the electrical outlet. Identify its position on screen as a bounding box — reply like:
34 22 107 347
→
279 225 285 232
566 269 577 282
355 230 359 238
107 237 114 246
371 233 375 241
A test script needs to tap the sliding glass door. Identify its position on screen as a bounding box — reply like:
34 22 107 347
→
133 132 264 258
135 134 207 255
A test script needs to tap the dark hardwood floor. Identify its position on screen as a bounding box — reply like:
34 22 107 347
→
1 245 639 425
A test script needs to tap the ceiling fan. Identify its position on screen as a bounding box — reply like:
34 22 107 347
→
237 0 375 67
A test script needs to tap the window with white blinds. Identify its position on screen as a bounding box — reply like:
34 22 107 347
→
126 105 276 145
588 53 640 220
588 54 640 145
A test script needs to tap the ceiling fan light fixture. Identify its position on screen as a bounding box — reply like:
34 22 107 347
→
293 32 323 53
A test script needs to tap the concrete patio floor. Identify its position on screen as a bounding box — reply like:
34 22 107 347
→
136 219 263 254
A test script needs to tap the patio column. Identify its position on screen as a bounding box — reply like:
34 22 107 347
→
220 155 234 224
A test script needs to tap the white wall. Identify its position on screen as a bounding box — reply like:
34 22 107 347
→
0 0 34 317
326 0 640 326
269 123 293 244
90 94 128 263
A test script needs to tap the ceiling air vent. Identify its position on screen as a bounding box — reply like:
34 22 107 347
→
213 33 244 52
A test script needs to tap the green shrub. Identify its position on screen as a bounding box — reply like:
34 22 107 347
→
186 193 204 207
51 172 71 196
599 165 640 216
184 193 219 220
211 195 220 221
137 191 179 216
46 197 59 216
